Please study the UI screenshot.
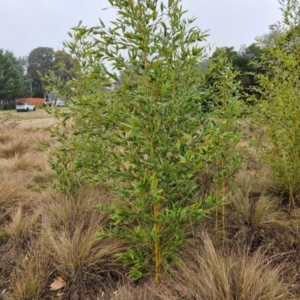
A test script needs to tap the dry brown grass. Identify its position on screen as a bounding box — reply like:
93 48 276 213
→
0 112 19 133
0 124 55 298
0 152 47 173
8 242 52 300
0 132 13 144
156 234 290 300
112 283 158 300
0 171 32 226
0 138 33 159
228 174 290 246
0 173 42 298
4 205 41 240
1 116 300 299
40 187 127 299
0 122 127 299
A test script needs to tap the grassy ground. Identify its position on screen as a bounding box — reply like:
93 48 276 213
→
0 108 69 130
0 108 55 121
0 114 300 299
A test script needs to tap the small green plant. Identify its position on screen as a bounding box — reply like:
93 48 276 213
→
204 49 243 241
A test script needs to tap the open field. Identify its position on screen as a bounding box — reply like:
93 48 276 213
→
0 108 61 129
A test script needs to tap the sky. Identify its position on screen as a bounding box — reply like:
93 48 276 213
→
0 0 283 58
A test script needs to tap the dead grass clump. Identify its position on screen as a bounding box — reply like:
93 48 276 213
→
0 208 41 295
7 242 53 300
0 132 13 144
0 172 32 226
157 234 290 300
41 186 126 299
227 175 290 248
0 238 27 293
0 126 54 161
0 138 33 158
30 128 57 144
31 167 57 188
0 113 19 133
0 152 47 173
0 191 41 296
4 205 41 241
45 226 126 298
0 128 35 150
40 185 113 235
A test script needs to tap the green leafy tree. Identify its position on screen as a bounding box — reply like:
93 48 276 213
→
207 45 263 101
0 49 27 100
236 43 263 97
255 0 300 211
205 47 239 107
16 56 31 97
205 49 243 240
53 49 76 83
256 28 284 48
27 47 54 97
47 0 242 282
43 49 77 103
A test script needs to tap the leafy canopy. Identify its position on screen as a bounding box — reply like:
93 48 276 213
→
0 49 27 100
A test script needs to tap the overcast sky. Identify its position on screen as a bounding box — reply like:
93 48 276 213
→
0 0 282 58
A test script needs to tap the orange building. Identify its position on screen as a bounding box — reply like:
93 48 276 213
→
15 98 46 107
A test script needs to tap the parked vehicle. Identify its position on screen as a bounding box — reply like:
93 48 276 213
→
44 99 65 107
16 102 36 112
55 99 65 107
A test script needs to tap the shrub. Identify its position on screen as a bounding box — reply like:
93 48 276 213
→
255 0 300 211
45 0 243 282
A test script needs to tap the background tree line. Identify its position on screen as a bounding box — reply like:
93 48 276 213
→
205 43 263 101
0 25 287 104
0 47 75 101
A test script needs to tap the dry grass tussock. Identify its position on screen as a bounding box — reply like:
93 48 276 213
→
7 242 52 300
0 124 57 297
0 113 19 133
40 187 127 299
0 137 33 159
156 234 290 300
228 174 291 246
0 171 33 226
0 152 48 172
